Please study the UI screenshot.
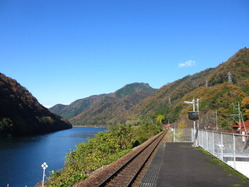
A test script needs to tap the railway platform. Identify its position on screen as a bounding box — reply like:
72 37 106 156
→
140 142 249 187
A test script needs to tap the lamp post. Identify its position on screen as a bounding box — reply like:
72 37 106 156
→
41 162 48 187
184 98 200 147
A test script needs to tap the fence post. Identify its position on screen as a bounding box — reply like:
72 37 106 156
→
173 128 176 142
212 131 215 155
206 130 208 151
221 132 224 161
192 128 194 142
203 130 205 148
202 130 204 147
233 134 236 169
199 130 202 147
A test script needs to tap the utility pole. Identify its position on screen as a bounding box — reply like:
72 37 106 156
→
196 98 201 130
237 102 247 135
230 102 247 135
215 110 218 130
228 72 232 83
184 98 200 147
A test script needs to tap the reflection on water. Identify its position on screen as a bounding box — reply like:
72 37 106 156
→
0 127 105 187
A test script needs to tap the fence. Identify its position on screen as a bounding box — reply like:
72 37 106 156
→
170 128 193 142
197 130 249 178
169 128 249 178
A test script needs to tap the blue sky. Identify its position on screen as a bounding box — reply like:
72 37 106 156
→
1 0 249 107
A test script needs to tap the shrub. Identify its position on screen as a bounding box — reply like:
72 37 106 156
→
47 123 162 186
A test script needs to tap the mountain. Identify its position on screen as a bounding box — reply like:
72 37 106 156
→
50 48 249 129
124 48 249 129
0 73 72 137
50 94 107 119
112 82 155 98
50 83 157 126
69 88 156 126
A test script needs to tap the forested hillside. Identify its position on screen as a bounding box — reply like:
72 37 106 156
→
124 48 249 129
50 83 156 126
70 90 156 126
0 73 72 137
50 94 107 119
49 48 249 129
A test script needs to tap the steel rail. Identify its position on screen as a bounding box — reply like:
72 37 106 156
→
97 130 167 187
126 130 167 187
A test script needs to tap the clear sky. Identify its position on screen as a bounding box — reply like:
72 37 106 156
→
1 0 249 107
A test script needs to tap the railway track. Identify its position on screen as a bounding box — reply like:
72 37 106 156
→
97 130 167 187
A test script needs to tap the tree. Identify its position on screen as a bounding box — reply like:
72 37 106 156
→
0 118 13 132
242 96 249 120
156 114 165 124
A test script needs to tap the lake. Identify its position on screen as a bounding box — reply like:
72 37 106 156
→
0 127 106 187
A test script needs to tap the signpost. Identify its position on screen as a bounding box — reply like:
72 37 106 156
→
41 162 48 187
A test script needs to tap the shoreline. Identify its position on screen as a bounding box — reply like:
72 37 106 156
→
73 125 106 128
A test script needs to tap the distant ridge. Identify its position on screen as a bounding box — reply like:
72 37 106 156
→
123 48 249 128
50 82 157 126
112 82 155 98
50 94 107 119
50 48 249 129
0 73 72 137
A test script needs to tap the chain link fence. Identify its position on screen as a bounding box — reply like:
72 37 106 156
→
197 130 249 178
169 128 194 142
168 128 249 178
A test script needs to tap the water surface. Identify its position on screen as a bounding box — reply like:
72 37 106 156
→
0 127 105 186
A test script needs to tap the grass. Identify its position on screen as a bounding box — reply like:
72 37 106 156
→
233 184 241 186
179 143 191 147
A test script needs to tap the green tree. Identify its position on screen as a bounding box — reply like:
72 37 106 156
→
47 123 162 186
242 96 249 120
0 118 13 132
156 114 165 124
